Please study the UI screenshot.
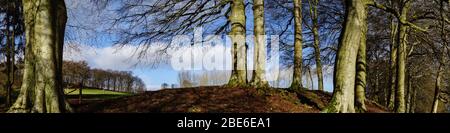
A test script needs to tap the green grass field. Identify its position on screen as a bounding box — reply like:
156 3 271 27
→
64 88 132 100
65 88 130 95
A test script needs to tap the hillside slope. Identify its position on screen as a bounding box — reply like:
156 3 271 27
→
76 86 388 113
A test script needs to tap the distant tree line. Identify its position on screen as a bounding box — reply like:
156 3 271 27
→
63 61 146 93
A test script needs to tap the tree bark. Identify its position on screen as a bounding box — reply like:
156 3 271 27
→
79 82 83 104
323 0 369 113
227 0 247 87
309 0 324 91
394 24 407 113
394 1 411 113
5 5 14 107
405 73 412 113
250 0 268 88
431 64 443 113
410 85 416 113
386 0 398 109
309 66 314 90
291 0 304 91
387 16 397 110
355 18 368 112
432 0 448 113
8 0 72 113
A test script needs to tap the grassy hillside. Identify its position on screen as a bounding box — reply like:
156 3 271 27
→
65 88 131 95
65 88 133 106
75 86 388 113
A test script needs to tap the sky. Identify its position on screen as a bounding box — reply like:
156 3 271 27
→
63 0 335 92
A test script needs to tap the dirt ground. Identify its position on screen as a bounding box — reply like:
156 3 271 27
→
74 86 388 113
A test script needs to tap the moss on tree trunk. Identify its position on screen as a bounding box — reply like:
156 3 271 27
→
8 0 72 113
394 1 411 113
355 18 368 112
387 17 397 111
323 0 369 113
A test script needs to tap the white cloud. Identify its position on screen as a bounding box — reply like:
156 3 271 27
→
64 43 169 70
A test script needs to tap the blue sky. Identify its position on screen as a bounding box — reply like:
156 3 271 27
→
63 0 335 92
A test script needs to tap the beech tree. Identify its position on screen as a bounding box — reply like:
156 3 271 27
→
8 0 72 113
290 0 304 91
324 0 370 113
370 0 430 113
227 0 248 87
250 0 269 88
306 0 324 91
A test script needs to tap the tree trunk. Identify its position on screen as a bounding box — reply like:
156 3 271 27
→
55 0 72 112
227 0 247 87
114 78 117 91
410 82 416 113
308 66 314 90
394 25 407 113
431 64 443 113
313 35 324 91
8 0 72 113
387 0 397 109
432 0 448 113
387 16 397 110
291 0 304 91
394 1 411 113
375 65 383 104
309 0 324 91
250 0 268 88
355 18 368 112
5 7 13 107
79 82 83 104
107 78 110 90
323 0 369 113
405 73 412 113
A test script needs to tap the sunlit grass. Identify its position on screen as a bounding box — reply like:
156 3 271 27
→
65 88 131 95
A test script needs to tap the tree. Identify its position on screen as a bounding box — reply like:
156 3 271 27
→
250 0 269 88
355 14 368 112
365 8 391 106
8 0 72 113
62 61 143 93
306 0 324 91
324 0 370 113
393 0 411 113
266 0 343 91
0 0 24 108
370 0 429 113
73 61 90 104
290 0 304 91
431 0 449 113
387 0 397 110
227 0 248 87
161 83 169 89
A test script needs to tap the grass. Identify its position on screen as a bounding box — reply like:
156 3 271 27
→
64 88 132 101
65 88 131 95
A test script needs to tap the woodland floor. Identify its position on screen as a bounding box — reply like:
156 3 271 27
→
72 86 388 113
